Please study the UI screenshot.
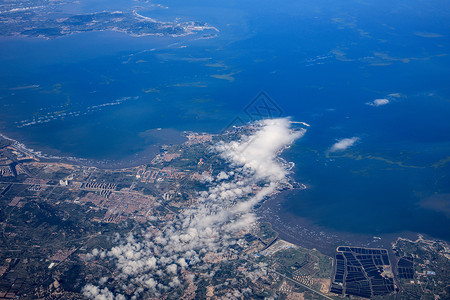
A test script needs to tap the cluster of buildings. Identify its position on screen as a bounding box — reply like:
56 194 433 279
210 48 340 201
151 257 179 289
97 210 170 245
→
184 133 213 145
82 181 117 191
136 166 185 183
0 165 13 177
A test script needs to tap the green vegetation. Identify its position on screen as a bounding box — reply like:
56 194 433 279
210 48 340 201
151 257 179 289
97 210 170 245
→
393 237 450 300
255 222 278 243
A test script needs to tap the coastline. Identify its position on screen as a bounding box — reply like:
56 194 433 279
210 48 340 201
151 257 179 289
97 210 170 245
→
257 188 432 257
1 127 439 255
0 129 187 169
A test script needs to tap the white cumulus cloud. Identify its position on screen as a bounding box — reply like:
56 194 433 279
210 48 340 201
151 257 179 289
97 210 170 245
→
366 98 390 107
329 137 359 152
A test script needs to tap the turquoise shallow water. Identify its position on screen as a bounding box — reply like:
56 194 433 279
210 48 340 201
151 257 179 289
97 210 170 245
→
1 0 449 239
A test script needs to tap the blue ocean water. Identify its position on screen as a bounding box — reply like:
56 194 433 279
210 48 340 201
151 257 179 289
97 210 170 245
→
1 0 449 238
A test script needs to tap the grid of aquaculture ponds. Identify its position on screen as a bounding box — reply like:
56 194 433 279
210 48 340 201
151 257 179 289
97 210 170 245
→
330 246 395 298
397 256 414 279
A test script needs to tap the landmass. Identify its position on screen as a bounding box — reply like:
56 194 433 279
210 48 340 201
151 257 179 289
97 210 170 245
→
0 120 449 299
0 0 218 39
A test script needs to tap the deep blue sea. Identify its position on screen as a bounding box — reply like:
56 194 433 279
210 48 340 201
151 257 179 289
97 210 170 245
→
1 0 449 239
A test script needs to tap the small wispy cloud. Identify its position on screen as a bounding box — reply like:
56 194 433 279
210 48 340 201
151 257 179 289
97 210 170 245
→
387 93 402 98
366 93 405 107
329 137 359 152
366 98 390 107
414 31 444 38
